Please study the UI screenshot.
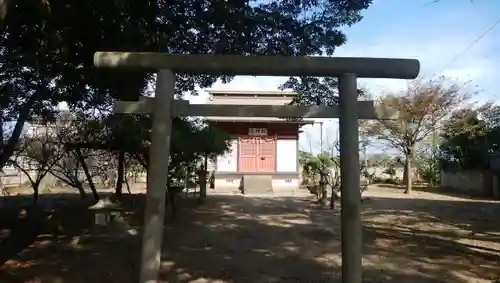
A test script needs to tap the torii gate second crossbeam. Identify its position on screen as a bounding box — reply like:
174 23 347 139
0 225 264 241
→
93 52 420 283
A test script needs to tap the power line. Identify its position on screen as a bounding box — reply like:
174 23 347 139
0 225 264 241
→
424 0 476 7
423 0 442 7
437 16 500 75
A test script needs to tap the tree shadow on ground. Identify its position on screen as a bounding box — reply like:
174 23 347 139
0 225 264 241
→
362 195 500 282
374 183 497 201
1 192 499 282
157 195 500 282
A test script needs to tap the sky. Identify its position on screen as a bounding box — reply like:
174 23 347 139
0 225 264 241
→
184 0 500 154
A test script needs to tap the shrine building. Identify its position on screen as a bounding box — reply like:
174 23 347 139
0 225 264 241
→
206 90 313 194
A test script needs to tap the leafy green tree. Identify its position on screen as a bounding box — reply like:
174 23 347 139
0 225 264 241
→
384 165 396 177
439 103 500 171
1 0 372 171
194 124 232 200
300 152 337 204
299 150 316 185
414 143 441 185
62 113 231 194
280 77 368 106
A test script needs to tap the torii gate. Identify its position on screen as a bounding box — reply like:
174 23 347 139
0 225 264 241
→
93 52 420 283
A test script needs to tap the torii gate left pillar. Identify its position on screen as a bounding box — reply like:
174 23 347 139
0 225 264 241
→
93 52 420 283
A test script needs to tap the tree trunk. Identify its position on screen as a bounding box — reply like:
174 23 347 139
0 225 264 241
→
75 149 99 201
0 101 33 169
0 0 10 26
404 153 413 194
124 174 131 194
318 172 328 205
75 182 87 200
33 186 39 204
115 150 125 198
32 177 47 205
0 113 3 149
200 154 208 200
0 115 3 193
329 187 335 210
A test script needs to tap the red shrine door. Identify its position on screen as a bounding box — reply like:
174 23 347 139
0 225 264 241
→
239 136 276 172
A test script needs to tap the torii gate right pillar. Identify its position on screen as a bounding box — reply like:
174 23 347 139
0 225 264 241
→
338 73 362 282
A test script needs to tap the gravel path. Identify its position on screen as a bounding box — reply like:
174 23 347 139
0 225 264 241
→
158 188 500 283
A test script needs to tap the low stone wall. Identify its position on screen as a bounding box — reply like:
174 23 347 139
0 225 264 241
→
440 170 493 196
1 167 147 190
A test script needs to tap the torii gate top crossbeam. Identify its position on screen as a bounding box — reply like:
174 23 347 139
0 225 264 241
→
93 52 420 79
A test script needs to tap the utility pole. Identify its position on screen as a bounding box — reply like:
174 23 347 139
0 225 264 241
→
336 120 340 156
431 112 438 186
319 121 324 154
362 139 367 168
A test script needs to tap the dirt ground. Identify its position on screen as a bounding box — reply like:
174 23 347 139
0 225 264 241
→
0 185 499 283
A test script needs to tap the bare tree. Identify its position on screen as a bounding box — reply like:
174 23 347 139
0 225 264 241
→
11 135 62 203
43 111 102 201
365 76 471 193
